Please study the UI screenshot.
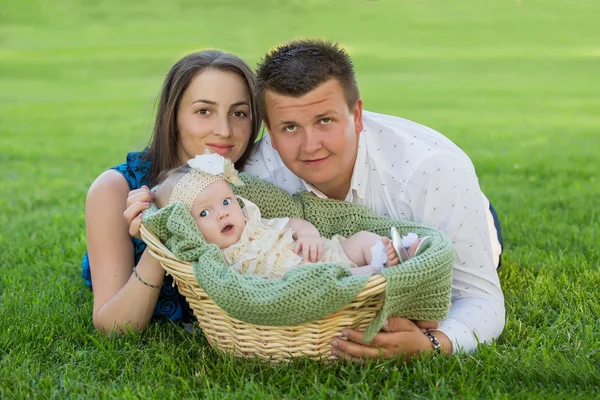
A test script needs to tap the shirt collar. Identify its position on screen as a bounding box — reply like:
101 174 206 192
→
301 131 369 201
301 180 329 199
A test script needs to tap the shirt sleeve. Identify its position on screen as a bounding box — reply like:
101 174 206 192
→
403 151 505 353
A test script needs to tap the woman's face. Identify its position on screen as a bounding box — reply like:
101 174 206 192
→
176 69 252 164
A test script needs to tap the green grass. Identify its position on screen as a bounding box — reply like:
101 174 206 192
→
1 0 599 398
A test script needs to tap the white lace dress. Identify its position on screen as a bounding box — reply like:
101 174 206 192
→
221 198 356 278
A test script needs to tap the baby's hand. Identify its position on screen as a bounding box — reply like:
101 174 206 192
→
294 235 325 263
124 185 154 239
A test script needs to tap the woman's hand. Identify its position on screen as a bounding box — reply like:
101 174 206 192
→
123 185 154 239
330 318 450 362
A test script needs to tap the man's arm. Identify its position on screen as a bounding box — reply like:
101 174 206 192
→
405 151 505 352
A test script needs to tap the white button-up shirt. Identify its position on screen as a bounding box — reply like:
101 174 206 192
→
244 110 505 353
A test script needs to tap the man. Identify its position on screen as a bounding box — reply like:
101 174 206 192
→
245 39 504 361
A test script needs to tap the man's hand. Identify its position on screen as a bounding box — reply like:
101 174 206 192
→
123 185 154 239
330 318 450 362
294 235 325 263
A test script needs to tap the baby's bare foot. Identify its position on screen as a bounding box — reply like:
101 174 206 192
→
381 238 399 266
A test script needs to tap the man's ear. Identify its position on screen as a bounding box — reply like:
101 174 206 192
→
353 98 364 134
265 125 278 150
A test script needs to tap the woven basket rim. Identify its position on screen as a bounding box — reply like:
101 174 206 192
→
140 223 389 361
140 223 387 302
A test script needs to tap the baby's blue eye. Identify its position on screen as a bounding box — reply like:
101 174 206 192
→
200 210 209 217
223 198 231 206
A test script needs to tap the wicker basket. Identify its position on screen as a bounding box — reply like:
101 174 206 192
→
140 224 387 362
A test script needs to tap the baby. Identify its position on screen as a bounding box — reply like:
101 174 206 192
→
154 153 428 278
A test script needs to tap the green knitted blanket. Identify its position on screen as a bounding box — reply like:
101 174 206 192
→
143 173 454 342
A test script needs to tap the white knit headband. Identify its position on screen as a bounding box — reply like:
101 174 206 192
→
168 152 244 211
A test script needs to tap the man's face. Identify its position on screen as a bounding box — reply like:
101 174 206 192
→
264 79 363 199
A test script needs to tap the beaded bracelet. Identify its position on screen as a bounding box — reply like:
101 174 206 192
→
133 266 163 289
424 330 442 353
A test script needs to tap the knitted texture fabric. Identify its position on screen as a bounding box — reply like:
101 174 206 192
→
169 170 226 212
169 153 245 211
143 173 454 342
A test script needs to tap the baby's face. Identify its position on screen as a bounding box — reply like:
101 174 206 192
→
190 180 246 249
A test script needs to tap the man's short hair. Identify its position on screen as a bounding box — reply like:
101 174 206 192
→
255 39 360 127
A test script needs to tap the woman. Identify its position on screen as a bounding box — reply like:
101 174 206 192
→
83 50 261 333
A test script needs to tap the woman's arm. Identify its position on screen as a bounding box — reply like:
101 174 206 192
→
86 170 165 334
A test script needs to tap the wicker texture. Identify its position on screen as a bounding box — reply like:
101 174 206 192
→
141 223 385 361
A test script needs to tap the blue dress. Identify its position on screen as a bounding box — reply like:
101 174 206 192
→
82 151 190 321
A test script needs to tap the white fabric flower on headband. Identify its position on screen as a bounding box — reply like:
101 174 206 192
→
188 153 225 175
187 152 244 187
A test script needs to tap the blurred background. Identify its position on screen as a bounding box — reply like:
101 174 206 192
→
2 0 597 260
1 1 599 396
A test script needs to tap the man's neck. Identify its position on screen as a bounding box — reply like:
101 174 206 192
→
312 180 351 201
311 160 356 200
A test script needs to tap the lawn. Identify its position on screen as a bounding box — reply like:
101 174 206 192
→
1 0 599 398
